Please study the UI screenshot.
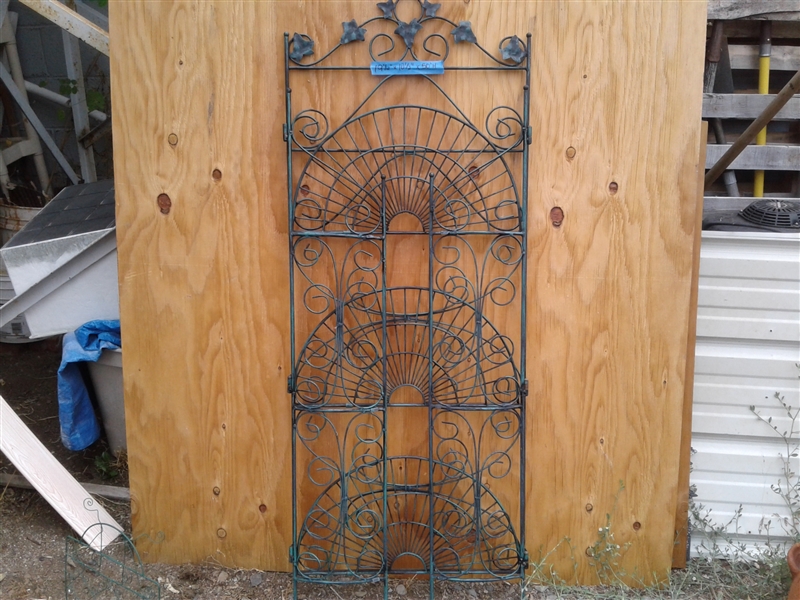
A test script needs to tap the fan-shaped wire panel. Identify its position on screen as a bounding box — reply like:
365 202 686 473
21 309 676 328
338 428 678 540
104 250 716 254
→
294 287 520 408
292 106 523 234
296 456 522 581
287 31 530 592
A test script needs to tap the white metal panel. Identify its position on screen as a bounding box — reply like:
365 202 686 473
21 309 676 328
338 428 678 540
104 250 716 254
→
1 230 109 294
691 231 800 555
21 249 119 338
697 315 799 342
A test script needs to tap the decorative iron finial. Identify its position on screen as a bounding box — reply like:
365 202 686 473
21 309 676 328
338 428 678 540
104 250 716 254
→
341 19 367 44
289 33 315 62
395 19 423 48
451 21 477 44
376 0 396 19
500 35 526 64
421 1 441 18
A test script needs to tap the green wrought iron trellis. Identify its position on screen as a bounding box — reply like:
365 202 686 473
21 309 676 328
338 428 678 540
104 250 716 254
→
65 517 161 599
285 2 530 597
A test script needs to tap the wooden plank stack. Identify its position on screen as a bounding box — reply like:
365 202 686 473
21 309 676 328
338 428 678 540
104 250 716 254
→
704 3 800 198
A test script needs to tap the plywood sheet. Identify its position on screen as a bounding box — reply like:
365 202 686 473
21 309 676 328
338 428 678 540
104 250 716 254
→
524 0 705 584
672 121 706 570
109 0 706 583
109 1 292 568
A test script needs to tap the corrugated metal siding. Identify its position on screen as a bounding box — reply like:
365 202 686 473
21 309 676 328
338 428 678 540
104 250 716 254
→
691 231 800 553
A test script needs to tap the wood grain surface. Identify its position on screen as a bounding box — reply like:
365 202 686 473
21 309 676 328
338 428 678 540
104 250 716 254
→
109 0 706 583
672 121 707 570
524 0 705 584
703 93 800 120
705 144 800 170
707 0 800 21
109 1 290 568
728 44 800 71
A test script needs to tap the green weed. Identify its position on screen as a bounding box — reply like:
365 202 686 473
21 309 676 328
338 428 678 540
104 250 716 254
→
525 380 800 599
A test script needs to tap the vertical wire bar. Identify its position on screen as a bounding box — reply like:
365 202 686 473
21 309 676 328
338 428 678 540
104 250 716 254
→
427 173 435 599
518 33 532 580
283 32 300 600
380 176 389 600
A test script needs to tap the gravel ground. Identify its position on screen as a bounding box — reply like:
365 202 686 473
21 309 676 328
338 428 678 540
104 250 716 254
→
1 340 791 600
0 340 524 599
0 488 524 599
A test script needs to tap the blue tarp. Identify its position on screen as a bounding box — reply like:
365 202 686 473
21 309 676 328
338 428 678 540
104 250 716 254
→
57 320 121 450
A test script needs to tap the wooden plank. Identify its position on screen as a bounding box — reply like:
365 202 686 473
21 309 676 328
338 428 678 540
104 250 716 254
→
672 121 706 569
0 394 122 550
62 23 97 182
1 137 38 164
703 93 800 120
526 0 705 585
0 472 131 501
729 44 800 71
109 0 293 571
17 0 108 55
73 0 108 31
705 144 800 170
110 0 706 584
708 0 800 20
710 21 800 38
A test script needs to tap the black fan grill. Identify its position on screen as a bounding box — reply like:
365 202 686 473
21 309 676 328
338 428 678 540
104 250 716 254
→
740 199 800 229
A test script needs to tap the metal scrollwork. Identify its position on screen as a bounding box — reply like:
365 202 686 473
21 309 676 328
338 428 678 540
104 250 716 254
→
285 2 530 597
290 104 523 234
286 0 527 68
65 524 160 599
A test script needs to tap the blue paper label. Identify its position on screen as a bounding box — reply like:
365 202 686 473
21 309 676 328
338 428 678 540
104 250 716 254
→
370 61 445 76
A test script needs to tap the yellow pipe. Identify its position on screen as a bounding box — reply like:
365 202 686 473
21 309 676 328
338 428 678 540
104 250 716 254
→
756 55 770 143
754 26 771 197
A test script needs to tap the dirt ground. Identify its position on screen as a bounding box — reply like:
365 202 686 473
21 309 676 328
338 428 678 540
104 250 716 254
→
1 340 791 600
0 340 528 600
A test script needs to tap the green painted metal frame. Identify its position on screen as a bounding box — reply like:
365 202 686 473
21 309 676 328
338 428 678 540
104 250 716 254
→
284 3 531 597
